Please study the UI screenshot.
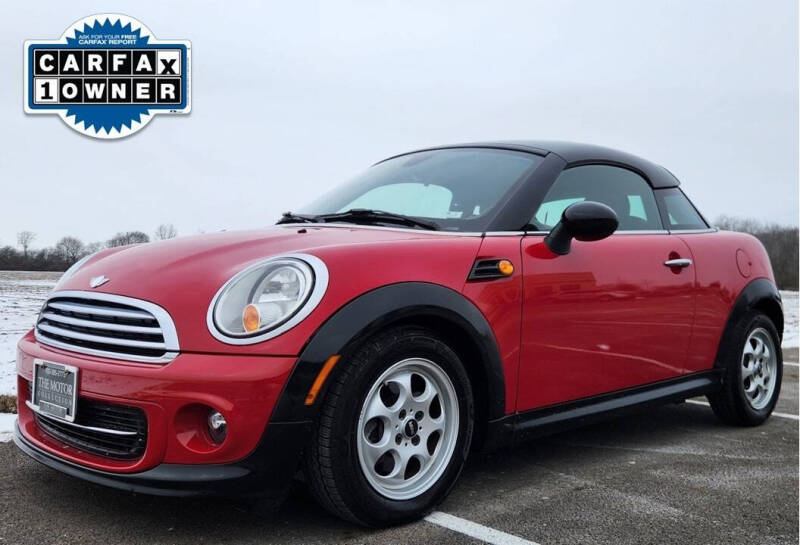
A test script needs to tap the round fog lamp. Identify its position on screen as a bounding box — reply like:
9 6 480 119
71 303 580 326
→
208 410 227 444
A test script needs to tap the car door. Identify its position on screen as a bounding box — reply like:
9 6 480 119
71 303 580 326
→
516 164 696 411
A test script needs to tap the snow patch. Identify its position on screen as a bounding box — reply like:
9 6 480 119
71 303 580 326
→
0 271 60 395
0 412 17 442
780 291 798 348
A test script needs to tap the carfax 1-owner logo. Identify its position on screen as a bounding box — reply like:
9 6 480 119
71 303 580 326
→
24 14 191 139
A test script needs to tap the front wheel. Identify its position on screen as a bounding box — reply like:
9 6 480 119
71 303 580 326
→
708 311 783 426
303 326 474 526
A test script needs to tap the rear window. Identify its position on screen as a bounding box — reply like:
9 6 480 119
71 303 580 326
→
655 188 708 230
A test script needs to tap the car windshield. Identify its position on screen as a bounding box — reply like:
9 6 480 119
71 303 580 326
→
296 148 543 231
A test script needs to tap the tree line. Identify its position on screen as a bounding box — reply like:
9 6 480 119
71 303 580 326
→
1 219 797 290
0 224 177 272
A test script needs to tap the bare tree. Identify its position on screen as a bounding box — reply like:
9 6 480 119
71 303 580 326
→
108 231 150 248
715 215 763 233
154 223 178 240
84 241 105 254
54 236 85 262
16 231 36 257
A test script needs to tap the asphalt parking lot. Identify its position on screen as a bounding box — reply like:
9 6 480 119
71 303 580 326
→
1 351 797 545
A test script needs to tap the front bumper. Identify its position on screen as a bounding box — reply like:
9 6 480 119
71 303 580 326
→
15 331 309 497
14 420 309 498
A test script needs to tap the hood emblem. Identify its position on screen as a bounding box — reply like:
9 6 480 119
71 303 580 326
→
89 275 109 288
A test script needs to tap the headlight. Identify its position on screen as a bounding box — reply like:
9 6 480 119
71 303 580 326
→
207 254 328 344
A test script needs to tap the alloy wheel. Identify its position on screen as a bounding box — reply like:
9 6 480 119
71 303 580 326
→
356 357 459 500
741 327 777 410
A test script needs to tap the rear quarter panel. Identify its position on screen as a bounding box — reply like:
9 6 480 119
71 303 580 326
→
678 230 775 373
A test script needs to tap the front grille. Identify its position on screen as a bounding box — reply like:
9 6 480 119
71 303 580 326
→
35 292 179 363
29 383 148 460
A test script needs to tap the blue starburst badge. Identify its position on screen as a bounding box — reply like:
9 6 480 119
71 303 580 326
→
24 14 191 139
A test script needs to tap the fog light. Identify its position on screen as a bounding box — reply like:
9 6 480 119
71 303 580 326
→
208 410 227 444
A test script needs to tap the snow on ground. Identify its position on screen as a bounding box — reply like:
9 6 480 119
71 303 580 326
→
0 271 60 396
0 412 16 442
780 290 798 349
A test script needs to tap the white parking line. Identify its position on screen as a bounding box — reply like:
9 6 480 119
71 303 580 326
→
685 399 799 421
425 511 540 545
783 361 799 368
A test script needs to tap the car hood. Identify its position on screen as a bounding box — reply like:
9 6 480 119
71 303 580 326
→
60 225 440 297
52 225 483 355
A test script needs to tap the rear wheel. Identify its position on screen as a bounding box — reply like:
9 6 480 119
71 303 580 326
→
303 326 474 526
708 312 782 426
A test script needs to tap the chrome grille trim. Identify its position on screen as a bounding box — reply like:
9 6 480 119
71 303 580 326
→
35 290 179 364
48 300 153 320
26 401 138 436
39 312 162 334
37 323 168 350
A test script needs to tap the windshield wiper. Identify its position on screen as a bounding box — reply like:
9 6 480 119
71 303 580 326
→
316 209 439 230
276 211 318 224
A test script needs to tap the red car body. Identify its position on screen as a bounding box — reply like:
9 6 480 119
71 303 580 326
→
14 141 783 504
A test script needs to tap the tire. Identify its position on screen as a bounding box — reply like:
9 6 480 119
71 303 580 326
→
303 326 474 526
708 311 782 426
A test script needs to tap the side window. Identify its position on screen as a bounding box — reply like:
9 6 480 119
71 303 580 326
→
532 165 662 231
534 197 584 227
654 188 708 230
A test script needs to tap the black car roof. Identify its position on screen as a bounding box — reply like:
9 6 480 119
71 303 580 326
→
381 140 680 189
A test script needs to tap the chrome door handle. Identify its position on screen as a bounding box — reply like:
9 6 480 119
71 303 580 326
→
664 258 692 268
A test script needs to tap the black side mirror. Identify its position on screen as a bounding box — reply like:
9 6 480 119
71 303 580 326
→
544 201 618 255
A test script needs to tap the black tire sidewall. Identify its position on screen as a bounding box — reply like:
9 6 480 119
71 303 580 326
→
329 329 474 526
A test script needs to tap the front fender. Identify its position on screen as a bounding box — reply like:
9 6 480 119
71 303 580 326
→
269 282 506 425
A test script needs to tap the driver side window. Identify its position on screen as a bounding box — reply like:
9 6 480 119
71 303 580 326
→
532 165 662 231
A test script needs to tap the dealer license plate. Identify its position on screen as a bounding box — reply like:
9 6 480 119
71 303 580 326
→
32 359 78 422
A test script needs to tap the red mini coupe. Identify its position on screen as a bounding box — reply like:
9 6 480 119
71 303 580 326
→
15 141 783 526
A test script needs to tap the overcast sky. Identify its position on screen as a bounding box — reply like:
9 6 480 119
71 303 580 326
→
1 1 797 247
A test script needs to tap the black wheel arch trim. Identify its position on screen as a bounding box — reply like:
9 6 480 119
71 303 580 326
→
715 277 783 370
270 282 507 425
